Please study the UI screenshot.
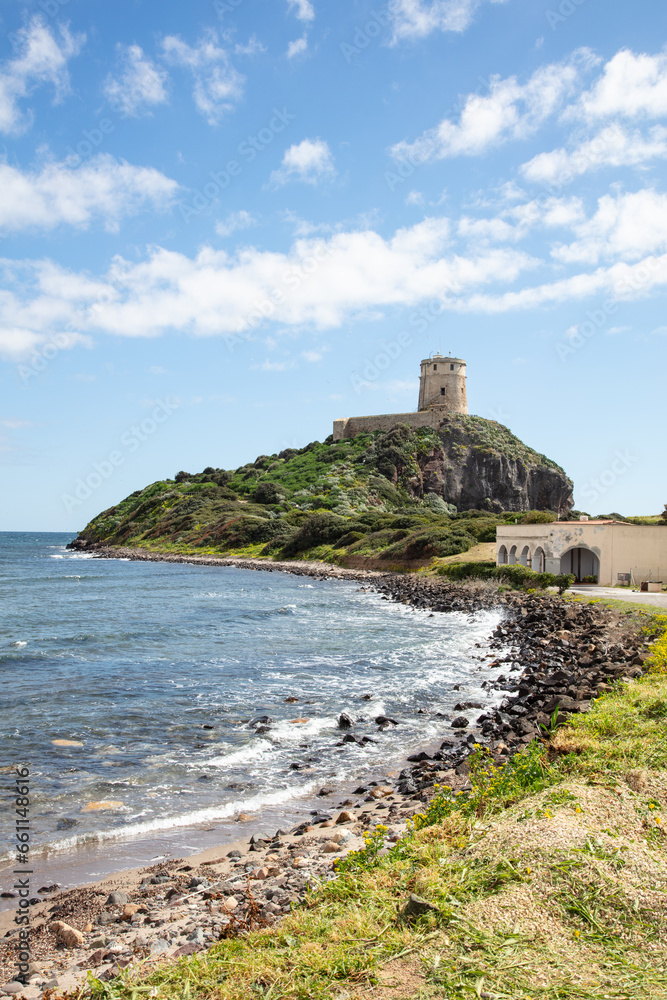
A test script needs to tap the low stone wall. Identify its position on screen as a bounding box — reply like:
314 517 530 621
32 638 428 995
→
333 409 446 441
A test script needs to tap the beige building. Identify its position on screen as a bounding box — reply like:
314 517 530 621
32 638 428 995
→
333 354 467 442
497 520 667 586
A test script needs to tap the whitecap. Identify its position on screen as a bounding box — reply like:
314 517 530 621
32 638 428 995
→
33 781 319 855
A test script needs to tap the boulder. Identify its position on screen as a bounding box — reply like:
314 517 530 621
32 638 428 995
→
50 921 85 949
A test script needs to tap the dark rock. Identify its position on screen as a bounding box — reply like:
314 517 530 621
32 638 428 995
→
337 713 354 729
407 752 432 762
56 818 78 830
227 850 242 859
375 715 398 726
402 893 440 919
249 716 273 727
451 716 469 729
105 891 129 906
173 943 201 957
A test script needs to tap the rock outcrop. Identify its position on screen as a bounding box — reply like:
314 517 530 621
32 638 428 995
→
373 415 573 514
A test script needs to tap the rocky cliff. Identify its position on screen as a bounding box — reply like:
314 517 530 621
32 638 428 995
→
402 415 574 514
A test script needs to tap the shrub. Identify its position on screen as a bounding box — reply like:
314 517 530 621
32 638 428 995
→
253 482 285 505
212 515 283 548
333 531 366 549
520 510 557 524
437 562 575 593
281 513 349 556
382 528 475 561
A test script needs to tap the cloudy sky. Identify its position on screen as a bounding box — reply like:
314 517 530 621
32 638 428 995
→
1 0 666 529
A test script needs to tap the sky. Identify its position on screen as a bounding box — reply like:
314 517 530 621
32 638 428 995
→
1 0 666 530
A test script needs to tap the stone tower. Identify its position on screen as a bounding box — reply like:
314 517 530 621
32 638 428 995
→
418 354 468 414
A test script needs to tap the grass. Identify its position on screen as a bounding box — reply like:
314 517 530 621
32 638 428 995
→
565 592 667 616
432 541 496 566
83 614 667 1000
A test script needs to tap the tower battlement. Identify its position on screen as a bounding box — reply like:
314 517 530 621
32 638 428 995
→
333 354 469 441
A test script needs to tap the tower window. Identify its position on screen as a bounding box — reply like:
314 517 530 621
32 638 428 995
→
450 364 454 370
433 364 437 370
440 387 446 396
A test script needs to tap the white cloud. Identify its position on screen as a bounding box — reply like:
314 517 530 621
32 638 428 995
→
215 210 258 238
551 190 667 265
0 155 178 233
406 190 425 206
457 196 584 244
0 18 85 135
575 48 667 120
521 124 667 186
103 44 168 117
391 51 592 162
148 365 168 374
287 36 308 58
389 0 507 41
288 0 315 22
6 200 667 358
161 31 244 124
270 138 335 185
0 218 536 357
1 418 34 429
256 359 294 371
460 253 667 313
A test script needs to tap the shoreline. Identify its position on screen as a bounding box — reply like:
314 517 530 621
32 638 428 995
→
70 543 392 580
0 548 652 996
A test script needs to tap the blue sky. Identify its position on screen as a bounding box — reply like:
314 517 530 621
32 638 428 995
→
1 0 666 530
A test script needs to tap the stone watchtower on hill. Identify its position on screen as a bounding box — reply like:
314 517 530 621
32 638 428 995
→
333 353 469 441
418 354 468 414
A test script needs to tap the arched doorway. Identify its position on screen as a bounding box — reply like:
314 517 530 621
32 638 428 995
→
519 545 530 567
533 546 545 573
498 545 508 565
560 547 600 583
509 545 517 565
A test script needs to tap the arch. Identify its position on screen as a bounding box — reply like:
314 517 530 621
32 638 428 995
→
497 545 508 565
519 545 531 567
533 546 545 573
508 545 517 565
560 546 600 583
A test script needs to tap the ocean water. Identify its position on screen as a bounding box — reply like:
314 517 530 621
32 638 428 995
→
0 532 506 880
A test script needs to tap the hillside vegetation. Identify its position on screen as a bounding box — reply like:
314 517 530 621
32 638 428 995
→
75 420 571 566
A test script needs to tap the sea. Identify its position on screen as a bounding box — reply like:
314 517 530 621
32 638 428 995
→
0 532 507 893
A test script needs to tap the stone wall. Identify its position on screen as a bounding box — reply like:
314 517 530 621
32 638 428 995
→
333 409 447 442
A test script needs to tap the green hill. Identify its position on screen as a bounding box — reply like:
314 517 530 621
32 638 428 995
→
72 418 573 565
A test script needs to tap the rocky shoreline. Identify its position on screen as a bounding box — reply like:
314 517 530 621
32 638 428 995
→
0 554 652 997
